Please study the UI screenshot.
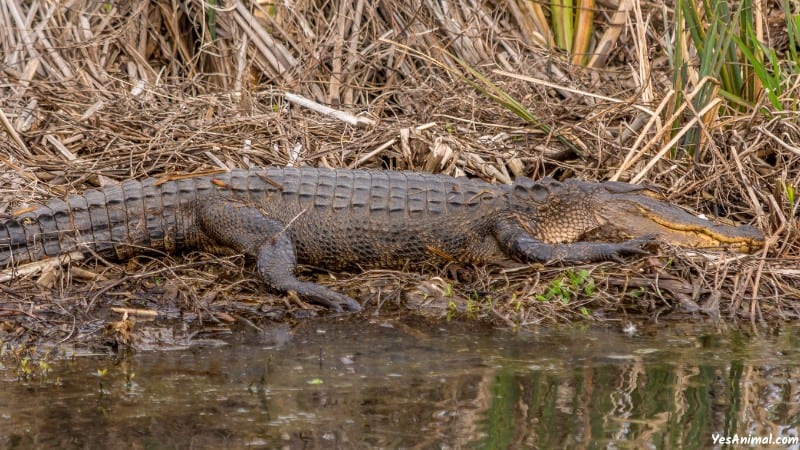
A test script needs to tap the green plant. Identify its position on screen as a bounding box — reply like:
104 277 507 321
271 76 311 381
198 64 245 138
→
19 356 32 378
447 299 458 321
536 269 596 304
667 0 800 151
787 2 800 63
782 180 797 217
206 0 217 40
14 351 53 381
536 278 569 304
509 0 635 67
569 269 595 295
628 287 646 299
550 0 596 65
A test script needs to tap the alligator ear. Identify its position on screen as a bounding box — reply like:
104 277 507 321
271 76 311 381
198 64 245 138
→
513 177 556 202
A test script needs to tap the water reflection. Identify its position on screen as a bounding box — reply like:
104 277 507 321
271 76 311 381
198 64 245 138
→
1 318 799 449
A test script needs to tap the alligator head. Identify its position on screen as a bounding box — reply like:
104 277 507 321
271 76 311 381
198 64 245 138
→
512 178 765 253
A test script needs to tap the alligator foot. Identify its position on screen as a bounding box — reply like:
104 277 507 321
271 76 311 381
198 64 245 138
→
256 236 363 312
544 234 658 263
197 198 362 313
501 226 657 264
286 281 363 312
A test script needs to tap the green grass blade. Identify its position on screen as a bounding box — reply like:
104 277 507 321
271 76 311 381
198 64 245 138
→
571 0 595 65
786 3 800 68
551 0 574 51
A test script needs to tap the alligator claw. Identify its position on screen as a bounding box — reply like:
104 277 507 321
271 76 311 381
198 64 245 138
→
609 234 658 262
329 292 363 312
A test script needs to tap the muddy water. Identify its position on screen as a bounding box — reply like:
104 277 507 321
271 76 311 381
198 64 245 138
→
2 319 799 449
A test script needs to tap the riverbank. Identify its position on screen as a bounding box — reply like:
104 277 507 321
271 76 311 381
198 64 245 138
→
0 1 794 352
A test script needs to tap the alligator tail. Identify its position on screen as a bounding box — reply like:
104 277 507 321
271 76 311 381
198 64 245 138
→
0 178 200 268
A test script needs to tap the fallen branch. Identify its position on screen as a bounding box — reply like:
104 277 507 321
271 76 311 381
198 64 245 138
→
284 92 375 128
0 251 85 283
111 307 159 318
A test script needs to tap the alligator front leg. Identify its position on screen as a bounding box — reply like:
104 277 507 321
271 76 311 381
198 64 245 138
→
196 198 362 312
494 220 654 263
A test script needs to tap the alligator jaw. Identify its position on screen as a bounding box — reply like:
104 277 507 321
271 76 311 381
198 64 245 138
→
597 189 765 253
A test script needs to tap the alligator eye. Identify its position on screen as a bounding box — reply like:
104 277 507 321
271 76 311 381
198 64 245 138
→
528 184 550 202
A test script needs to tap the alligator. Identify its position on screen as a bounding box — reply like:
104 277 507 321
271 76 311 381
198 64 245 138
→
0 167 764 312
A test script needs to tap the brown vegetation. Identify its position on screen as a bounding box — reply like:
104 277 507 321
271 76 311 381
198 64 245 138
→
0 0 797 351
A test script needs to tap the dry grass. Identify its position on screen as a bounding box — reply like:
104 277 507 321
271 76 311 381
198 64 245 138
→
0 0 797 351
